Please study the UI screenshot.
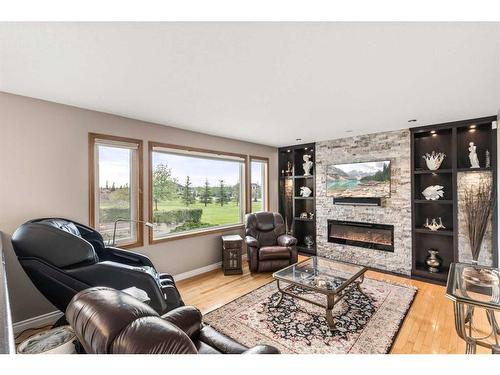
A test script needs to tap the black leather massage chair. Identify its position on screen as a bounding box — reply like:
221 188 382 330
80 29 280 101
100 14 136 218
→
11 218 183 315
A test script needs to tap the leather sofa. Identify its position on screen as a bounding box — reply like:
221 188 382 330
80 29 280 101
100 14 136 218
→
244 212 298 273
66 287 280 354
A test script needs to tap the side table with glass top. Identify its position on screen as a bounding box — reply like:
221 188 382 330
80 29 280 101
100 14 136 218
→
445 262 500 354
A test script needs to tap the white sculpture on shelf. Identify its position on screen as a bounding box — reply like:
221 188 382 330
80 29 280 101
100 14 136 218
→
422 151 446 170
422 185 444 200
302 155 313 176
468 142 480 168
424 217 446 231
299 186 312 197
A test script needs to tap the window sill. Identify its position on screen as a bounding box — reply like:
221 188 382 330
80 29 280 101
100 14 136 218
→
149 224 245 244
113 239 144 250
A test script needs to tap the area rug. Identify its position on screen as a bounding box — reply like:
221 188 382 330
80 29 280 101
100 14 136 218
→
204 278 417 354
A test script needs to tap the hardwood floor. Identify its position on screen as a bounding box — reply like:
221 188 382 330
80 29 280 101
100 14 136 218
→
177 256 493 354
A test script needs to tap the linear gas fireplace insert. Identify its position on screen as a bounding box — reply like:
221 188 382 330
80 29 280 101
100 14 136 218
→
327 220 394 252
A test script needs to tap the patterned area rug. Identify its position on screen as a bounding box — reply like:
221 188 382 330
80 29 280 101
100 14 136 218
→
204 278 417 354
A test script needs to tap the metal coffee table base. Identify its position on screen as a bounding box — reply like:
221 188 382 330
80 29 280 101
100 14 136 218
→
273 275 367 330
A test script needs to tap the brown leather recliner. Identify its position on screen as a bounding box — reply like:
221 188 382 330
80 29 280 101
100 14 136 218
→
245 212 298 273
66 287 279 354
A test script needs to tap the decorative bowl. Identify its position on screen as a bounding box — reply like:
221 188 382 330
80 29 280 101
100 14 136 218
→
422 151 446 170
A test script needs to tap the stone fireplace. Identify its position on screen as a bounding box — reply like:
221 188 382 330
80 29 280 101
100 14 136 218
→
327 220 394 252
315 129 412 275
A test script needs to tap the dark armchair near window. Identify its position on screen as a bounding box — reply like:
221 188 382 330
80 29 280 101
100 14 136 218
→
244 212 298 273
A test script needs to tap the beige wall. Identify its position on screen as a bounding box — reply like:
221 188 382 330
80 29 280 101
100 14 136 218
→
0 92 278 322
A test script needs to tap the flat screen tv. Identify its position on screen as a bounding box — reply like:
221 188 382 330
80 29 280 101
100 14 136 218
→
326 160 391 198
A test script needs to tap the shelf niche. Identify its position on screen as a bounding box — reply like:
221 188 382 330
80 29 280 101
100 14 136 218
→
457 122 494 170
413 128 452 171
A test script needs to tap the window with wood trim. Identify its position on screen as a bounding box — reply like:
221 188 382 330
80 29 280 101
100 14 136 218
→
89 134 143 247
149 143 246 241
250 157 269 212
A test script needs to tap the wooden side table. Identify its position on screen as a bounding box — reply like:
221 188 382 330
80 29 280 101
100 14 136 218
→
221 234 243 275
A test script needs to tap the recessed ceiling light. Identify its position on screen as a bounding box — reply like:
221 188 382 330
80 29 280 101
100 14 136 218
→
430 130 436 134
408 119 417 123
287 149 291 153
470 124 476 129
296 138 302 142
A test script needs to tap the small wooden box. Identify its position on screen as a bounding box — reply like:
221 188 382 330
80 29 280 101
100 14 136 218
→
222 234 243 275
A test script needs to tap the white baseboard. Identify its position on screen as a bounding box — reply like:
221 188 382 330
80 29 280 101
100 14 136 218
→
13 310 63 335
173 254 248 281
173 261 222 281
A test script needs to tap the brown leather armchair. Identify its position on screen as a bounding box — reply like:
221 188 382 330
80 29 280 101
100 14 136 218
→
245 212 298 273
66 287 279 354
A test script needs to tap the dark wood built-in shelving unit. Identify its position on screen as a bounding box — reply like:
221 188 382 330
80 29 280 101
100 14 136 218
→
278 143 317 255
410 116 497 284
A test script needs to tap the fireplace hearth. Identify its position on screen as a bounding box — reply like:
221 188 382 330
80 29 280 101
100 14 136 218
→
327 220 394 252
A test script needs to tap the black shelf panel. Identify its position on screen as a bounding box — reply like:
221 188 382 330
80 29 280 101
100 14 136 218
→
414 169 453 175
414 228 454 236
294 196 314 200
456 167 492 172
414 200 453 204
412 266 449 282
297 245 316 255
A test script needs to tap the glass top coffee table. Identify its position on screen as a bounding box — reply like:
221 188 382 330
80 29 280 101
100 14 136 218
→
272 256 368 330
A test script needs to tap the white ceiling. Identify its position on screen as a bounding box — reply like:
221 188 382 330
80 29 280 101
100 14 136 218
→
1 22 500 147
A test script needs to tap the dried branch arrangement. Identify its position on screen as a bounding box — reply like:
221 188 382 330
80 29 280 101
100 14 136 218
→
463 178 496 262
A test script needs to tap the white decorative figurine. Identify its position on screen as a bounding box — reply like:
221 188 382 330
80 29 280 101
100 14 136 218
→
299 186 312 197
422 151 446 170
302 155 313 176
468 142 480 168
424 217 446 231
422 185 444 200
